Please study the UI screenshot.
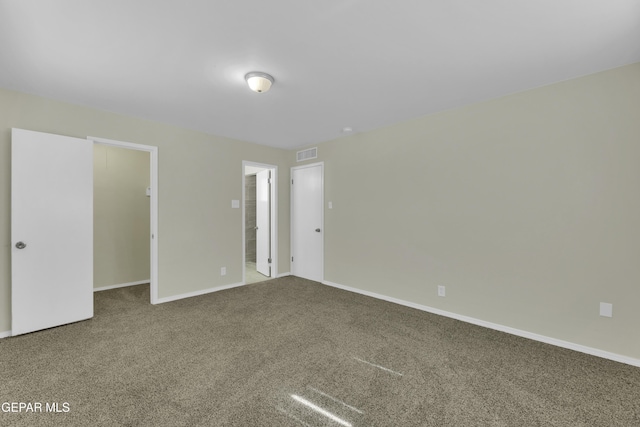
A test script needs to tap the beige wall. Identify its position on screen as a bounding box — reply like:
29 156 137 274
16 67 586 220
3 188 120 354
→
94 145 150 288
297 63 640 360
0 88 291 333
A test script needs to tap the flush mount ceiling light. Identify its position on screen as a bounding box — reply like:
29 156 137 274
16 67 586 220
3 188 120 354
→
245 72 274 93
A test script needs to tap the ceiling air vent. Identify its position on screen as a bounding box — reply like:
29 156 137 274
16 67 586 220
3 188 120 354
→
296 147 317 162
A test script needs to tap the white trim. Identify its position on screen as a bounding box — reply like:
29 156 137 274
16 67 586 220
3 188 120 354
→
0 330 11 339
242 161 278 285
88 136 159 304
94 280 150 292
155 282 245 304
276 272 291 278
88 137 155 152
322 280 640 368
290 161 324 282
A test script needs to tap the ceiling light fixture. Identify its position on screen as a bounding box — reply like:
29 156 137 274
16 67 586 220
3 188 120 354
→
245 72 274 93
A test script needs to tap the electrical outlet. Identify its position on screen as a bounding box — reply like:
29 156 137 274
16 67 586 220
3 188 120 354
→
438 285 446 297
221 267 226 276
599 302 612 317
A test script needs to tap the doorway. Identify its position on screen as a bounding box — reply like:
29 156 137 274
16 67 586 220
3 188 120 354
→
93 145 150 292
243 161 277 284
290 162 324 282
89 136 159 304
10 129 159 337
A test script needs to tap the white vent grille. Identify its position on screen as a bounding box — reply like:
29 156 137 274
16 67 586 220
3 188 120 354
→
296 147 317 162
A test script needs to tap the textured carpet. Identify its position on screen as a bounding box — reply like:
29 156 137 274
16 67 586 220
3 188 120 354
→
1 277 639 426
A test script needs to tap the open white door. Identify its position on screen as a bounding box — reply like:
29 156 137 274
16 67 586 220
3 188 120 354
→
256 169 271 277
11 128 93 336
291 163 323 282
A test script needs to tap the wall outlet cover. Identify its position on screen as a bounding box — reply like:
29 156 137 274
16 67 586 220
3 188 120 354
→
438 285 446 297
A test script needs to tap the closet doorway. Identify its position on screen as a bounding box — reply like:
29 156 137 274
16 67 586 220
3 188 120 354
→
243 161 277 284
90 137 159 303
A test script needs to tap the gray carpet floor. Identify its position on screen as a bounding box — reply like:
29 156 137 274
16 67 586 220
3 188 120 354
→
1 276 639 426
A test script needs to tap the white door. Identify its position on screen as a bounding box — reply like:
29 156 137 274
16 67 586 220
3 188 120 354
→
291 163 323 282
11 128 93 336
256 169 271 277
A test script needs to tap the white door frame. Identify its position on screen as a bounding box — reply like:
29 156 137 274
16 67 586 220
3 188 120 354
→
88 136 159 304
290 161 324 281
242 161 278 283
255 169 271 277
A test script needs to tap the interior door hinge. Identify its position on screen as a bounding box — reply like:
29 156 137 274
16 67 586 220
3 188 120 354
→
291 256 294 262
291 179 294 185
268 258 272 264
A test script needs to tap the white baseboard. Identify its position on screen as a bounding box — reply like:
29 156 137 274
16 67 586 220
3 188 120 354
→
94 280 150 292
155 282 245 304
322 280 640 368
0 330 11 339
276 272 291 278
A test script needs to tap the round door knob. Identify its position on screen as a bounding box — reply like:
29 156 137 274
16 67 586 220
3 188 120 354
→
315 228 321 232
15 241 27 249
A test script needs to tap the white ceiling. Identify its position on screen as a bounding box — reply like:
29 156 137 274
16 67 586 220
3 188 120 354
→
1 1 639 149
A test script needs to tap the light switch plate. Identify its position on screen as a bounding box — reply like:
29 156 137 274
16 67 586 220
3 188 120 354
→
231 200 240 208
600 302 613 317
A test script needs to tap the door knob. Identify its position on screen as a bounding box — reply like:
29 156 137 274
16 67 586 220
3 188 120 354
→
315 228 321 232
15 241 27 249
